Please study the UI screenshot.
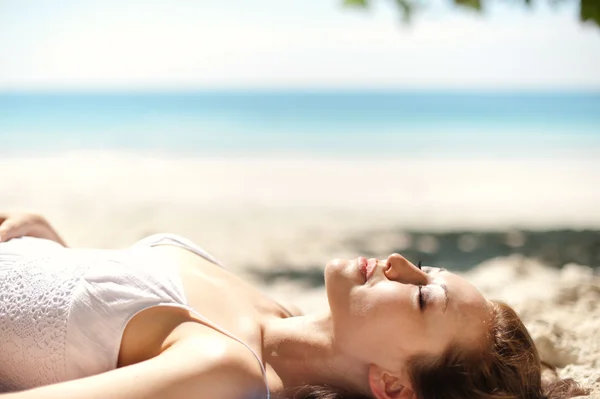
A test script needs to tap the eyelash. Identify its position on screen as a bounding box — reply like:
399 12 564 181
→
418 286 426 310
417 260 427 310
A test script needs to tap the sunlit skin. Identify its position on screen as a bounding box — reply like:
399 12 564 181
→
323 253 492 398
0 213 494 398
262 253 493 399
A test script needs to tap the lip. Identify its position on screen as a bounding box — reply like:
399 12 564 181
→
366 258 377 281
357 257 368 280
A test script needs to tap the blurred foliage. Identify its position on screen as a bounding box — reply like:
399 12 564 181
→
343 0 600 27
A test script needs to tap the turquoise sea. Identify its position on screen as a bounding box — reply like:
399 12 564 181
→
1 91 599 157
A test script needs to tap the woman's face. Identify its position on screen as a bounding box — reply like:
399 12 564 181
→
324 253 491 375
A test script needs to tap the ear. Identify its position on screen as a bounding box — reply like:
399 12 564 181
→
368 364 416 399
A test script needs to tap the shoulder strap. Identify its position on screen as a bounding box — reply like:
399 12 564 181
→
136 234 270 398
182 305 271 399
133 234 225 267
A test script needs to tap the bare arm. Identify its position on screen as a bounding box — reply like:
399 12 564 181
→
0 337 265 399
0 213 67 247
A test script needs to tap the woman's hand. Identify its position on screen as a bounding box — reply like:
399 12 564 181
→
0 213 67 246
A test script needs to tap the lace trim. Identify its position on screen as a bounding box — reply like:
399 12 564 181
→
0 255 87 391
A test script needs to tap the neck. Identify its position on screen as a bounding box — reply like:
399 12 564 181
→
262 312 371 398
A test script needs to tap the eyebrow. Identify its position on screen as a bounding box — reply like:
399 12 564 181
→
440 283 449 312
429 267 449 312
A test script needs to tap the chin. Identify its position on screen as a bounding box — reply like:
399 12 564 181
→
324 258 350 284
324 258 362 308
324 259 345 293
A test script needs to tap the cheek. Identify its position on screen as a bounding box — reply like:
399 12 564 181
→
336 284 431 365
363 283 411 311
366 287 431 348
350 288 421 364
349 284 415 337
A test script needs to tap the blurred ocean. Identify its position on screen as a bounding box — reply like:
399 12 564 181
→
1 91 599 157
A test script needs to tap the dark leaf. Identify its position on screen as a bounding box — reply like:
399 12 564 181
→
342 0 599 29
395 0 415 23
454 0 482 11
581 0 600 26
343 0 369 7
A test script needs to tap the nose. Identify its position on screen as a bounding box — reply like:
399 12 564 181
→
385 253 429 285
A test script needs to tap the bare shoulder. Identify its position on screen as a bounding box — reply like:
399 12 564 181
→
165 331 268 398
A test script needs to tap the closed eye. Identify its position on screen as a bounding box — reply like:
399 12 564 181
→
418 286 427 310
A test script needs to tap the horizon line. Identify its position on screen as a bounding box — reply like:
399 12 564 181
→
1 87 600 95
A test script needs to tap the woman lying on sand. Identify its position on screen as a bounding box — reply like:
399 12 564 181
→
0 212 589 399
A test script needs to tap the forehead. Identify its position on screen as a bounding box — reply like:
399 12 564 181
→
434 269 492 345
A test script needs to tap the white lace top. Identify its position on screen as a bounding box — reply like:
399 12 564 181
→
0 235 270 399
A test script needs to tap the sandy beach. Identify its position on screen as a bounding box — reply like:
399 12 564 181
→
1 152 599 397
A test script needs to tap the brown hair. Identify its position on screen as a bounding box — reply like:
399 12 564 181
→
297 300 588 399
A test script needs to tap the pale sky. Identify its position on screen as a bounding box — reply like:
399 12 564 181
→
1 0 599 90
